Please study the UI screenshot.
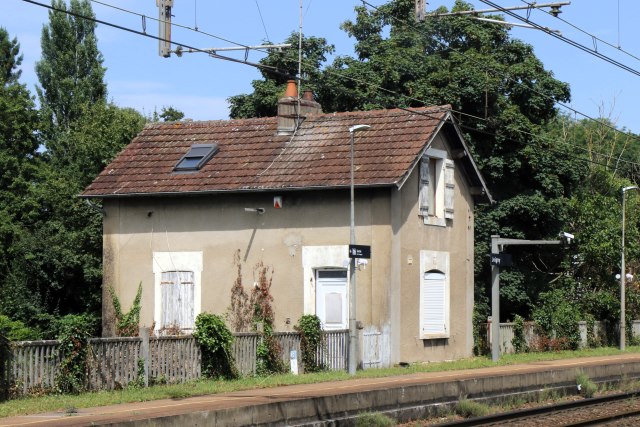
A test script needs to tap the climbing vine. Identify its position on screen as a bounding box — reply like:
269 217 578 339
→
55 316 92 394
511 315 528 353
295 314 325 373
193 313 237 379
109 282 142 336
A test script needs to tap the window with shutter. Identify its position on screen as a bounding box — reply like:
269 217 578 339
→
152 251 202 335
444 159 455 219
419 251 450 339
160 271 195 330
420 271 446 336
419 149 454 226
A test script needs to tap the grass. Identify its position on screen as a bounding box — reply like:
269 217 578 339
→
1 345 637 419
455 399 490 418
355 412 395 427
576 372 598 398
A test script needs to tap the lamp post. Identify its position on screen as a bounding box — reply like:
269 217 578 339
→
620 185 638 351
348 124 371 375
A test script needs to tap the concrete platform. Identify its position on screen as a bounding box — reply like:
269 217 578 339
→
3 354 640 426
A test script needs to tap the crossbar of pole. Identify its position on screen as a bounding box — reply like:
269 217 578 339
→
472 17 560 33
431 2 570 17
176 44 291 55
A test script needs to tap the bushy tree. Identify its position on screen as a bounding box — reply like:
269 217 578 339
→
35 0 106 133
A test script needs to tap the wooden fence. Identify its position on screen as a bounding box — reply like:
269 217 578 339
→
0 333 9 401
7 329 349 396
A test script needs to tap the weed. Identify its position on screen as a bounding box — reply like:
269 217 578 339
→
455 399 490 418
576 372 597 398
355 412 395 427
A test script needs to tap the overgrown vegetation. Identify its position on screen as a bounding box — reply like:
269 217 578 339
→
55 315 92 394
355 412 395 427
295 314 325 373
193 313 237 380
455 398 490 418
576 372 598 398
108 283 142 337
512 315 528 353
253 262 286 376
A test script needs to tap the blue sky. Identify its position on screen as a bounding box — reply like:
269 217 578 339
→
5 0 640 133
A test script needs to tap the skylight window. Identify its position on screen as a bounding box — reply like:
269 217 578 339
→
174 143 218 172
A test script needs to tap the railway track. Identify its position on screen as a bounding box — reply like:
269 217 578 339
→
437 391 640 426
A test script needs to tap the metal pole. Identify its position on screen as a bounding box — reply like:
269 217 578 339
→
348 130 357 375
621 189 627 351
620 186 638 351
491 235 500 362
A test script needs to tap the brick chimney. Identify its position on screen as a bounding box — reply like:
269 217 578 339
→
277 80 322 135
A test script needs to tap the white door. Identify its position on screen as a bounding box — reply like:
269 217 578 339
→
316 269 348 330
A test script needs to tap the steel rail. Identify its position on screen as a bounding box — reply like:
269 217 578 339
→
437 390 640 426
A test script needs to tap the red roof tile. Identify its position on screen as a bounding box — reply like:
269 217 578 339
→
82 106 458 197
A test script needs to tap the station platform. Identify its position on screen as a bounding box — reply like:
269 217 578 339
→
3 353 640 426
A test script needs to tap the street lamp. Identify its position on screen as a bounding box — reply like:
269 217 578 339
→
620 185 638 351
348 124 371 375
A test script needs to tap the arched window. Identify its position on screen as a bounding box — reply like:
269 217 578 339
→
420 269 448 338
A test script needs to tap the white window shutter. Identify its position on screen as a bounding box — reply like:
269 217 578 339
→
419 158 430 216
421 272 446 336
444 159 455 219
161 271 195 330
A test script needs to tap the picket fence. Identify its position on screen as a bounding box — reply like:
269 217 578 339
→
484 320 640 354
6 330 348 396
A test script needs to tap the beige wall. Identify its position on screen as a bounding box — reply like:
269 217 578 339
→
102 188 393 336
102 133 477 364
392 133 476 362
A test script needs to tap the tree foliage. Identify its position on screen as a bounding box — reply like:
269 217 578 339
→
36 0 106 133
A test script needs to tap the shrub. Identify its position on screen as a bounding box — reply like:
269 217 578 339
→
193 313 237 379
512 314 528 353
0 315 41 341
295 314 325 373
55 315 92 394
532 288 581 350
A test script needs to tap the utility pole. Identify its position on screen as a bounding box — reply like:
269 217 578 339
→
415 0 427 22
157 0 173 57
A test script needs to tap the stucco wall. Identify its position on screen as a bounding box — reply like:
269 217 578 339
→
102 188 393 335
392 133 476 362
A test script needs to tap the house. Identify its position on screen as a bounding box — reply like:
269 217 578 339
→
82 81 492 365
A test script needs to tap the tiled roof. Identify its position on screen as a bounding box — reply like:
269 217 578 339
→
82 106 459 197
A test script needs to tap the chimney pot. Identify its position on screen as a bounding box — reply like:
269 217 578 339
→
284 80 298 98
302 90 314 101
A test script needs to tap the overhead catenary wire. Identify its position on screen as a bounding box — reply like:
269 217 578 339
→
358 0 640 148
519 0 640 62
23 0 294 78
23 0 640 170
478 0 640 77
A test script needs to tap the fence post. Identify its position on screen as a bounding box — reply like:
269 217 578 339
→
140 328 149 387
578 321 587 348
0 333 8 401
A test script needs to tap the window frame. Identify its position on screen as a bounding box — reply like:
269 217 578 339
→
419 148 455 226
174 143 219 172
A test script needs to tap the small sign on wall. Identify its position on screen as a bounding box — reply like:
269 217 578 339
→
274 196 282 209
290 350 298 375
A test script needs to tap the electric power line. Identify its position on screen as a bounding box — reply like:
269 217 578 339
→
23 0 640 171
478 0 640 77
23 0 294 78
358 0 640 150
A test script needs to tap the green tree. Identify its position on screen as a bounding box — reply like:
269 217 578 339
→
152 106 185 122
228 0 583 319
0 30 39 322
35 0 106 134
228 33 334 119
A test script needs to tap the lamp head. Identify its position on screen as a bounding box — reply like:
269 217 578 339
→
349 124 371 134
622 185 639 193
